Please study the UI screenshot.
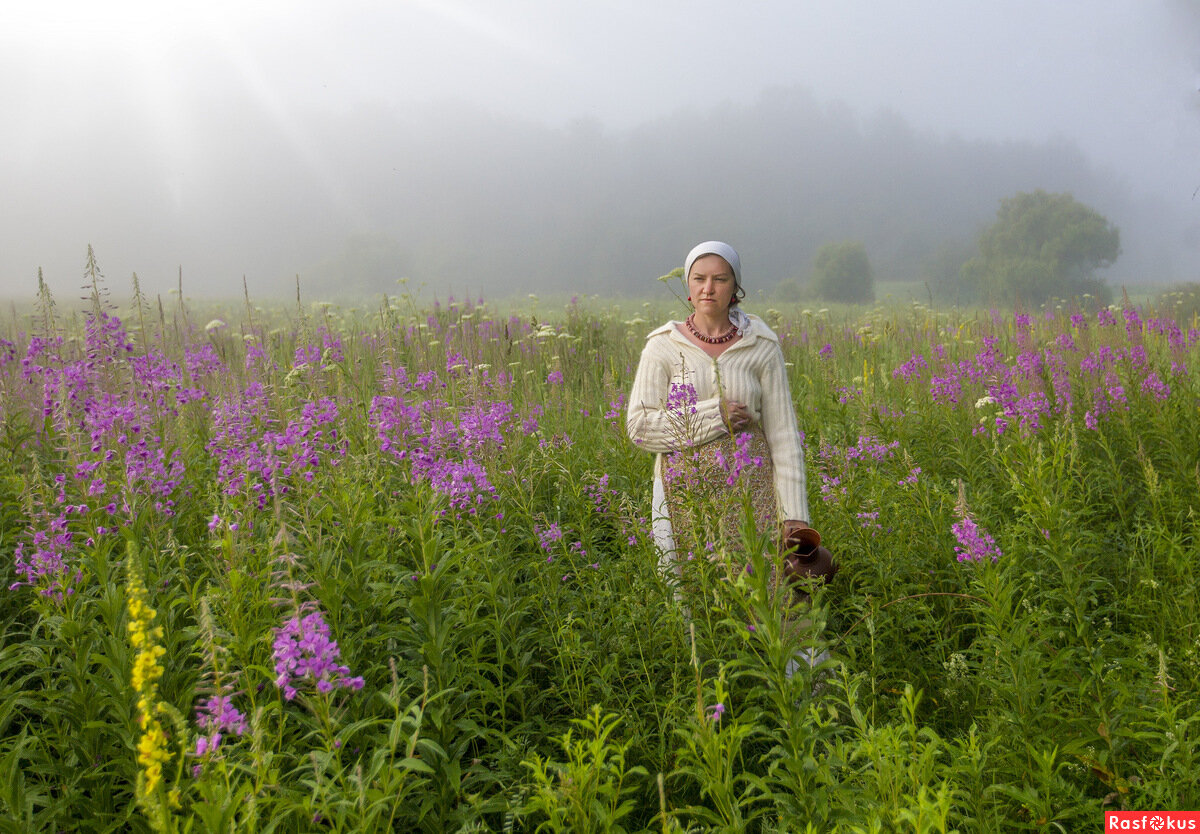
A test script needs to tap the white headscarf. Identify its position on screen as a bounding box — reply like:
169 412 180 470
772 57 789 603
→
683 240 751 335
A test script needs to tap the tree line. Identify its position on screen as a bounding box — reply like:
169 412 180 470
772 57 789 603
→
800 190 1122 305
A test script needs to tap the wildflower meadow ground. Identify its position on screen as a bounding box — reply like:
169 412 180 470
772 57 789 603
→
0 270 1198 832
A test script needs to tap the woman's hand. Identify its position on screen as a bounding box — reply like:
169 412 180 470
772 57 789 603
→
722 399 753 432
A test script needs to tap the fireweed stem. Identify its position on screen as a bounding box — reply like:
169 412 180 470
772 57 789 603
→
834 592 987 651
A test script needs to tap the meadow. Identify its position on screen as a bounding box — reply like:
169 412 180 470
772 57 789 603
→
0 273 1197 832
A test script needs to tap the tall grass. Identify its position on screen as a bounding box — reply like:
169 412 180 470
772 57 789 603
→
0 278 1197 832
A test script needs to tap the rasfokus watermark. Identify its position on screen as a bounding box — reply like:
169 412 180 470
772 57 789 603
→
1106 812 1200 831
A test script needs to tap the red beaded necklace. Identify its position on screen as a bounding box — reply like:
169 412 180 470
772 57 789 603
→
685 314 737 344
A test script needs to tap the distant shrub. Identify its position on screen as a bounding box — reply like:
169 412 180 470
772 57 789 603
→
811 240 874 303
772 277 807 302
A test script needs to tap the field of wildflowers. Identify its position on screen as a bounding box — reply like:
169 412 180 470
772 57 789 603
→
1 270 1197 832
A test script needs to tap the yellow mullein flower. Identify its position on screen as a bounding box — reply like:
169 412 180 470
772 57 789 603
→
127 564 181 829
138 718 170 794
131 643 166 694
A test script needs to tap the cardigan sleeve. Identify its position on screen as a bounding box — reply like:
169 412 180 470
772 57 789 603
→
626 337 727 453
758 340 811 522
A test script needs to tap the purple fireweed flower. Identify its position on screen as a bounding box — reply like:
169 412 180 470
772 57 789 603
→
1014 350 1043 380
382 363 410 391
538 433 573 451
1044 350 1072 415
11 516 80 598
666 382 698 415
712 431 765 485
817 473 843 503
413 370 441 391
892 353 928 381
583 475 614 513
1167 324 1186 351
83 312 135 367
369 396 423 458
1126 344 1150 374
1106 379 1127 407
929 371 963 405
185 343 226 379
844 435 900 462
208 387 346 505
1053 332 1076 351
1140 371 1170 401
1123 307 1142 336
713 447 727 472
1011 391 1050 433
536 522 564 552
603 394 626 423
857 511 882 531
293 344 321 368
272 611 364 700
707 703 726 722
244 340 273 372
193 694 249 758
951 512 1001 563
411 453 497 511
444 348 467 378
546 370 564 385
456 401 516 452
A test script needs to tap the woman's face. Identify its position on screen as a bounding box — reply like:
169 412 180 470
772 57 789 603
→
688 254 737 315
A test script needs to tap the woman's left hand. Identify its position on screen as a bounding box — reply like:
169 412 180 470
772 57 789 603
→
722 399 752 432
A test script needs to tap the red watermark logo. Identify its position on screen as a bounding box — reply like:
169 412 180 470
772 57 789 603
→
1106 812 1200 831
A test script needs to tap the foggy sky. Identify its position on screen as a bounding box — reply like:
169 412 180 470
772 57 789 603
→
2 1 1198 301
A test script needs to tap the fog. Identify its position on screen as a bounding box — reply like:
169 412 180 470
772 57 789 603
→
2 1 1198 302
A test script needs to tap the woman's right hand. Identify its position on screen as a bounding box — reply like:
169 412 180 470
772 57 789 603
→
722 399 752 432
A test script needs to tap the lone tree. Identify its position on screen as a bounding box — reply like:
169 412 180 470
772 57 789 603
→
812 240 874 303
963 190 1120 304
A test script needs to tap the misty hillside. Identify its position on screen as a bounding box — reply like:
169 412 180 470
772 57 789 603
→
303 87 1194 298
10 86 1196 299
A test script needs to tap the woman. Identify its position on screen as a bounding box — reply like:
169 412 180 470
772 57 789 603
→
626 241 824 675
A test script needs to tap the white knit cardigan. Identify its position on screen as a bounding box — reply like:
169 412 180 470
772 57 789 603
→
625 314 810 562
